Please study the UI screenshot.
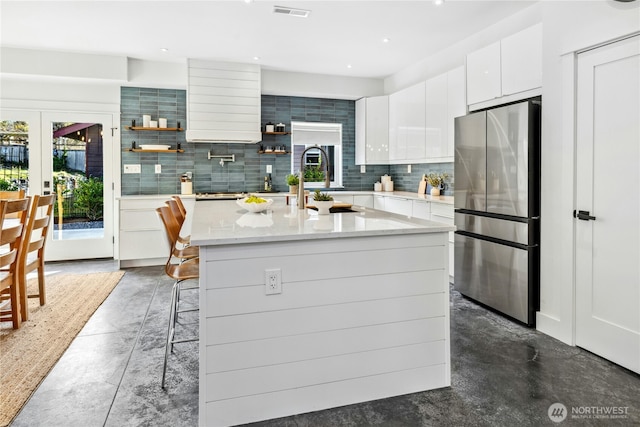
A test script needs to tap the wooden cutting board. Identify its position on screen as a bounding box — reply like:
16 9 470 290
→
418 175 427 194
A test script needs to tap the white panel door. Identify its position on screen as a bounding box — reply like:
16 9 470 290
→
575 35 640 374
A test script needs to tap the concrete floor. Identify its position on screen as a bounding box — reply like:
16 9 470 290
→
11 260 640 427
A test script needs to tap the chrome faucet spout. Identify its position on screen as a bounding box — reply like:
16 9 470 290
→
297 145 331 209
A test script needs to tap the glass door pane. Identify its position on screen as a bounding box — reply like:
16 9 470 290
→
51 122 104 241
0 120 30 194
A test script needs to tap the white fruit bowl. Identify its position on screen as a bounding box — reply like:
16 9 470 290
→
236 198 274 213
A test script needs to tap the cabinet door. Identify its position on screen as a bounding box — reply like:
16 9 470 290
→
373 195 386 210
411 200 431 220
447 66 466 159
355 98 366 165
384 197 412 216
354 195 374 208
466 41 501 105
501 24 542 96
366 96 389 164
425 73 448 159
388 91 402 162
405 81 426 161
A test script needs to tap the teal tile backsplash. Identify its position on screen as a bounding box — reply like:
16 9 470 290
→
120 88 453 195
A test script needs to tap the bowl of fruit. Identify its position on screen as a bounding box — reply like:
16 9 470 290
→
236 195 274 213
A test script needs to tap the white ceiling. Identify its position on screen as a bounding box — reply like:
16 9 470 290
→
0 0 537 79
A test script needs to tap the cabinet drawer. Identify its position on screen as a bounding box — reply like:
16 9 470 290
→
431 203 454 218
411 200 431 220
119 198 167 210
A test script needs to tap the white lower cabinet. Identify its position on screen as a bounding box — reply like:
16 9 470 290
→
430 203 454 280
411 200 431 220
118 195 195 267
373 195 386 211
384 197 413 216
353 195 374 208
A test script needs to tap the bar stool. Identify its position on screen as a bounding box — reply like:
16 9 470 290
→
156 205 199 388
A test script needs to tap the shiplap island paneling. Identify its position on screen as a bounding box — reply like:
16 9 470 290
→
190 199 453 427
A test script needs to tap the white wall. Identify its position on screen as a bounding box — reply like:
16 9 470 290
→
537 0 639 344
262 69 383 100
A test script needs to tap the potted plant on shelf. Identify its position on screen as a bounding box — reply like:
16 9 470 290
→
286 173 299 194
426 172 448 196
312 189 334 215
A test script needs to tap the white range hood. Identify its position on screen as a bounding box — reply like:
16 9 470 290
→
186 59 262 144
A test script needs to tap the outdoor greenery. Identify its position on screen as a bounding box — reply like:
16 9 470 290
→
304 165 326 182
0 178 18 191
73 177 104 221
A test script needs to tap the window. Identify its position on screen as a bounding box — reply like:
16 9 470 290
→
290 121 342 188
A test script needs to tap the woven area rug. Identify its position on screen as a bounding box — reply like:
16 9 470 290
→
0 270 125 427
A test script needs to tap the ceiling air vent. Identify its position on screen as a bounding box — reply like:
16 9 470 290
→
273 6 310 18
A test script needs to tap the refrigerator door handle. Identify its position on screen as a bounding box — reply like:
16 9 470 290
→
574 210 597 221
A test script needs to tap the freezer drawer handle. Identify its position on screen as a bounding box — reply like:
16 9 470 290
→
574 210 596 221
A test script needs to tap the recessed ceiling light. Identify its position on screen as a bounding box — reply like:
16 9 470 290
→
273 5 311 18
253 56 260 61
244 0 253 3
347 64 353 69
433 0 444 5
160 48 169 52
382 38 391 43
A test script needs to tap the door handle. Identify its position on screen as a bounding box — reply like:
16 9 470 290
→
574 210 596 221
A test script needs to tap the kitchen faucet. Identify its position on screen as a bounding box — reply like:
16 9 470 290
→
298 145 331 209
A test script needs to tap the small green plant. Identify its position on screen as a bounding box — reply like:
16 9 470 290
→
313 189 333 202
0 178 18 191
304 165 326 182
73 176 104 220
286 173 299 186
426 172 448 188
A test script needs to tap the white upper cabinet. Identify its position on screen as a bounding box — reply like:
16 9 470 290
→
355 96 389 165
501 23 543 96
388 81 426 163
425 72 448 159
466 41 502 105
466 24 542 109
424 66 466 162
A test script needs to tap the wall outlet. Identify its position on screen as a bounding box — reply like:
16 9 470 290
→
155 164 162 174
360 165 366 173
264 268 282 295
124 164 141 174
407 164 412 173
266 164 272 173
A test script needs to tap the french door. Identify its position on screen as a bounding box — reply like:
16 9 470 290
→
575 35 640 374
0 109 115 261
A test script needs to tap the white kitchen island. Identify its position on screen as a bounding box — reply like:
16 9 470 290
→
190 198 454 427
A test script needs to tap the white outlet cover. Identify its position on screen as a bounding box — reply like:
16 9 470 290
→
155 164 161 174
124 164 141 174
407 164 412 173
266 165 272 173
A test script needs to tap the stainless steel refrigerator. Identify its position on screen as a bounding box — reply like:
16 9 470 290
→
454 98 541 326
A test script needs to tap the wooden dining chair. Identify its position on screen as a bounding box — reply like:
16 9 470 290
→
156 205 199 388
17 194 56 321
0 189 26 219
0 197 31 328
158 204 198 260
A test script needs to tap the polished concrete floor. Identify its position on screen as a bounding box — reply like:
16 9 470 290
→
11 260 640 427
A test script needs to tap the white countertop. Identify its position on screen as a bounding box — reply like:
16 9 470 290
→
190 199 454 246
117 191 454 205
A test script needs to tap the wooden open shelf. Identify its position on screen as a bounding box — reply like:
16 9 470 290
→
124 148 184 153
126 126 183 131
258 150 289 155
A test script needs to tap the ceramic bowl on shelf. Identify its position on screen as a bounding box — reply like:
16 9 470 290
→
236 197 274 213
139 144 171 150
